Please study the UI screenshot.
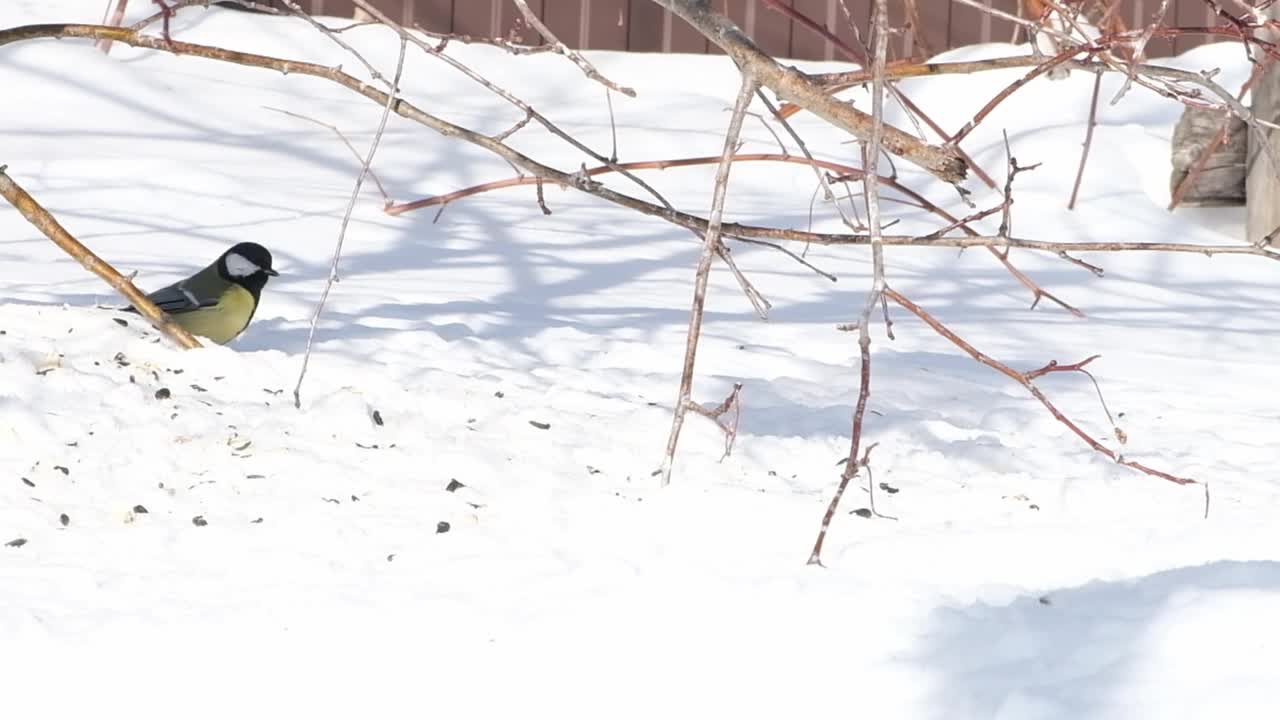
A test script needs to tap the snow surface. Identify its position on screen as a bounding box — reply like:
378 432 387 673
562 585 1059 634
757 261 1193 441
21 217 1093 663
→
2 2 1279 718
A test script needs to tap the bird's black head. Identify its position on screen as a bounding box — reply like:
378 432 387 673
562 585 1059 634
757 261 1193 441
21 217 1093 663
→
217 242 279 296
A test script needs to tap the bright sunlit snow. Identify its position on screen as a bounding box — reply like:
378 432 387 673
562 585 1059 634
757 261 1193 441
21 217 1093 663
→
2 2 1278 718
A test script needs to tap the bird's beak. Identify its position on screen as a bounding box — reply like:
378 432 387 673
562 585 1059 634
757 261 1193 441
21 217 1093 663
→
266 269 280 277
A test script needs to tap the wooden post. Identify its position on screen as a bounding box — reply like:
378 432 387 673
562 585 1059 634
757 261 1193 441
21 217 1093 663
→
1246 6 1280 244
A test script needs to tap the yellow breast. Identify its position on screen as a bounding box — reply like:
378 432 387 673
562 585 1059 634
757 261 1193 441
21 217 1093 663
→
170 285 257 345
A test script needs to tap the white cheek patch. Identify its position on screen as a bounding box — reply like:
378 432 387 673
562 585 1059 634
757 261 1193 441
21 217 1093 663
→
225 252 262 278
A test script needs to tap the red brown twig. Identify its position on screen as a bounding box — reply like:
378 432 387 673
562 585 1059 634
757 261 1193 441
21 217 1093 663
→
883 288 1196 486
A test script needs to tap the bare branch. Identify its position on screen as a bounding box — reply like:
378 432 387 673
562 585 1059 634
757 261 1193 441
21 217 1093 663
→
509 0 636 97
884 288 1196 486
0 166 201 349
652 0 967 183
660 75 758 487
809 0 891 567
293 38 407 409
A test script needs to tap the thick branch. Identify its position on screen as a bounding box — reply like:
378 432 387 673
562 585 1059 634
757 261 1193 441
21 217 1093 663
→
0 166 202 349
650 0 967 183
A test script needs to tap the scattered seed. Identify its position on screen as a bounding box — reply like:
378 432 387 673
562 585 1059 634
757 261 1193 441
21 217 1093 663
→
170 368 184 375
53 466 69 475
1038 596 1052 606
878 482 900 494
445 479 465 492
262 388 282 395
355 442 379 450
129 375 135 383
850 508 873 518
5 538 27 548
494 391 504 398
371 410 384 426
1029 504 1040 511
192 515 208 527
114 352 130 367
35 367 56 376
246 474 265 480
322 498 341 504
436 521 451 534
586 466 602 475
59 513 69 527
154 388 171 400
190 384 207 392
386 553 396 562
528 420 551 430
350 495 360 502
250 517 264 524
133 504 149 514
21 477 35 488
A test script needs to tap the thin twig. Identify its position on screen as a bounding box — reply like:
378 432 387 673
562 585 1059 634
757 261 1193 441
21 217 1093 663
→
687 382 745 461
755 90 864 231
1069 70 1104 210
0 166 201 349
130 0 279 32
884 287 1196 486
1112 0 1173 104
294 38 407 409
660 75 758 487
262 105 392 207
509 0 636 97
279 0 388 87
809 0 891 567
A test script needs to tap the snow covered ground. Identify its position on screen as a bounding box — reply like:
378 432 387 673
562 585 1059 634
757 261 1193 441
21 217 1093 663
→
2 2 1278 717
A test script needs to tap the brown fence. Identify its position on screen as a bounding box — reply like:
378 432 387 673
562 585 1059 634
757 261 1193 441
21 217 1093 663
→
271 1 1221 60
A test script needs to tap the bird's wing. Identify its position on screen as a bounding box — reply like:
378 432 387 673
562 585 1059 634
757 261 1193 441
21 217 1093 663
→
138 280 215 315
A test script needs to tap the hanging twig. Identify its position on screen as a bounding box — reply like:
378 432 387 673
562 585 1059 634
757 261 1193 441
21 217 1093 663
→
0 166 201 349
293 38 407 408
1069 70 1104 210
660 75 758 487
809 0 892 567
262 105 393 207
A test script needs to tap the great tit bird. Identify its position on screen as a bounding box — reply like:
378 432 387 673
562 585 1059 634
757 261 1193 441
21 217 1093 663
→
125 242 279 345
